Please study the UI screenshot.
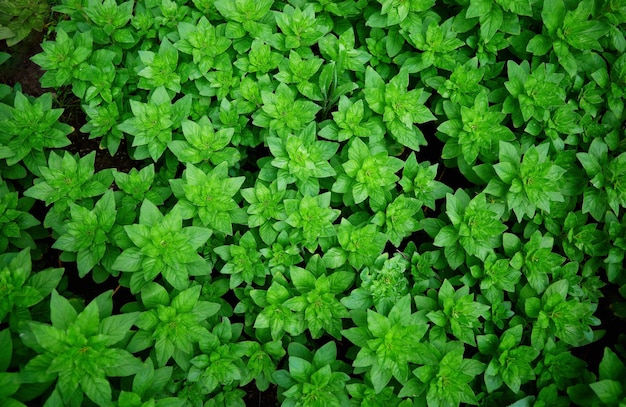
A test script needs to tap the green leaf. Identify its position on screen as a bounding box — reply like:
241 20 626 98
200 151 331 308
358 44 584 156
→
290 267 316 293
498 0 532 16
467 0 492 19
323 247 347 269
80 372 113 406
434 225 459 247
590 380 623 404
171 285 202 313
542 0 565 35
526 34 553 56
525 297 541 318
100 313 139 346
599 348 626 381
364 66 386 114
562 2 609 51
50 289 78 330
288 356 311 383
112 248 143 272
477 334 499 355
480 5 503 41
312 341 337 368
0 329 12 372
371 363 393 394
140 282 168 309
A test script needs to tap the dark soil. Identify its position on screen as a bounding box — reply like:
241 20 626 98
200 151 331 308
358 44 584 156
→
50 87 137 173
0 31 46 96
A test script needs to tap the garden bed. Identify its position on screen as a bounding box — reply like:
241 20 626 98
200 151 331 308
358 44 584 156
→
1 0 626 406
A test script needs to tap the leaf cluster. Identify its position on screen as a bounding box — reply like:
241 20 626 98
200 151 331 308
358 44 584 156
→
0 0 625 405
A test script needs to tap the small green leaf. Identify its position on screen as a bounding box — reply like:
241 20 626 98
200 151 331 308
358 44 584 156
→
590 380 623 404
599 348 626 381
50 289 78 330
542 0 565 35
0 329 12 372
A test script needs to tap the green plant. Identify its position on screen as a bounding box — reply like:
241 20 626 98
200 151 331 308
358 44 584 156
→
0 248 62 325
568 347 626 406
342 295 429 393
433 189 507 268
170 162 247 236
282 264 352 340
112 200 212 293
23 151 114 229
264 122 338 195
214 231 268 288
20 290 143 406
525 279 600 349
478 324 540 393
400 339 486 407
484 141 567 222
51 190 122 282
30 29 93 89
128 283 220 369
273 341 350 406
0 180 40 252
0 0 49 46
1 0 625 404
332 138 404 211
418 279 490 346
117 86 192 161
0 92 73 175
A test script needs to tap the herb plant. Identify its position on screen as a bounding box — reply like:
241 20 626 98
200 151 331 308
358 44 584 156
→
2 0 626 405
0 0 49 46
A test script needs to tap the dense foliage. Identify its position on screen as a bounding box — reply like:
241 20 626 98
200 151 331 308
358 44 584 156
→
1 0 626 405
